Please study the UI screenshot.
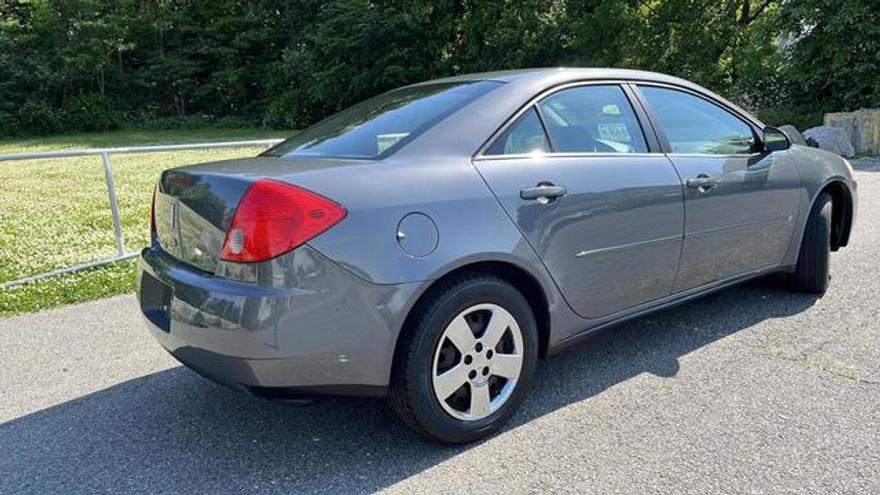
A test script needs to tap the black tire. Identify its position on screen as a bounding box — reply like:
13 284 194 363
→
388 274 539 444
790 192 832 294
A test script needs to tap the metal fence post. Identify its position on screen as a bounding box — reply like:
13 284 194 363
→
0 139 283 288
101 152 126 256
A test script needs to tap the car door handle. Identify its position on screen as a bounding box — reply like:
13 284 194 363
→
686 175 717 191
520 184 567 202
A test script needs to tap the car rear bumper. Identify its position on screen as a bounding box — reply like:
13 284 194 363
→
137 245 419 399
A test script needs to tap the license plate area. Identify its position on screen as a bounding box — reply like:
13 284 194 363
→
140 272 173 332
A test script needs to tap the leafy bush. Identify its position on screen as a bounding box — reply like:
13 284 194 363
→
0 0 877 137
775 0 880 114
62 94 121 132
0 111 19 136
262 91 313 130
16 101 63 136
757 107 824 131
123 113 259 131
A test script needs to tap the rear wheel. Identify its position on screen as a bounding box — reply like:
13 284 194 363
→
389 274 538 443
789 192 833 294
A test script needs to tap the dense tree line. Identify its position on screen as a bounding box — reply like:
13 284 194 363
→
0 0 877 136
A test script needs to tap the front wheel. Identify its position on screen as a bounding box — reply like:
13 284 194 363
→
389 274 538 443
789 192 833 294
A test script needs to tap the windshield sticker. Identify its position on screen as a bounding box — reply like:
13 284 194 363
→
602 104 621 115
377 133 409 153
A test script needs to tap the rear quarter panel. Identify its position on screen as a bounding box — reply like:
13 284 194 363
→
286 157 521 283
277 155 589 350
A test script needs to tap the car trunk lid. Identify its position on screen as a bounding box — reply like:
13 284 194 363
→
154 156 363 273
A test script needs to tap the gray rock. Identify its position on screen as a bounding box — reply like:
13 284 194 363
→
803 125 855 157
825 109 880 156
777 124 807 146
852 157 880 171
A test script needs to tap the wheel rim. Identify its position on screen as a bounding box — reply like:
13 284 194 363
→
431 303 524 421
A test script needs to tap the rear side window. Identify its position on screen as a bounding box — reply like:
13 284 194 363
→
264 81 502 160
537 85 648 153
640 86 756 155
485 107 550 155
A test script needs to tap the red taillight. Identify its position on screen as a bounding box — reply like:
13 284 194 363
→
220 179 347 263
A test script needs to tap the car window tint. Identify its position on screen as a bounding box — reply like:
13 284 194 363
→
536 85 648 153
485 107 550 155
264 81 502 160
640 86 755 154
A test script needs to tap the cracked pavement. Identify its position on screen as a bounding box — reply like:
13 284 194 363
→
1 171 878 494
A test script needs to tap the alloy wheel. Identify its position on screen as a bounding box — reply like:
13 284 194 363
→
431 303 524 421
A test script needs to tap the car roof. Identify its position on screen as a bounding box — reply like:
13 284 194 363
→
394 67 765 161
413 67 763 129
417 67 692 86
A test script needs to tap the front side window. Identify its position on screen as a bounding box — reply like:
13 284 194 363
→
485 107 550 155
264 81 502 160
639 86 756 155
537 85 648 154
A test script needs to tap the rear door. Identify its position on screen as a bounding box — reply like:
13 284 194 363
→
473 83 684 319
635 85 801 291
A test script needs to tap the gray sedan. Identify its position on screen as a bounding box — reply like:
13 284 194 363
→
138 68 857 443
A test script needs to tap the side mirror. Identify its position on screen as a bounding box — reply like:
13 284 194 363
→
763 126 791 152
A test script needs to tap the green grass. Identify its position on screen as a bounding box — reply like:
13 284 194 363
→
0 127 293 317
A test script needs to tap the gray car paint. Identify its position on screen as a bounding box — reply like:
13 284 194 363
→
138 68 857 397
669 151 801 291
473 153 684 318
782 144 858 264
139 245 419 393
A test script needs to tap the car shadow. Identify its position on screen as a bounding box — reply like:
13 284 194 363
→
0 277 817 493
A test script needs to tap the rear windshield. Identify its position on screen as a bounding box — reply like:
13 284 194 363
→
263 80 502 160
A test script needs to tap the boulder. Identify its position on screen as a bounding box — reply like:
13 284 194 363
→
777 124 806 146
825 108 880 156
803 125 855 157
852 157 880 172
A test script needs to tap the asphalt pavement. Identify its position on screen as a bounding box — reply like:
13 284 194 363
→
2 170 878 494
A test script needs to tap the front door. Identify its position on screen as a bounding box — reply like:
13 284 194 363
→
637 85 801 291
474 84 684 319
